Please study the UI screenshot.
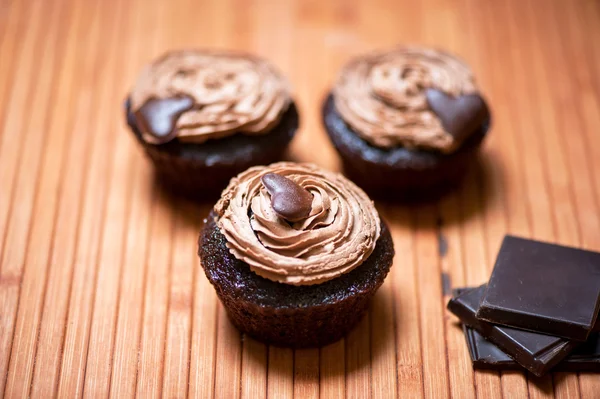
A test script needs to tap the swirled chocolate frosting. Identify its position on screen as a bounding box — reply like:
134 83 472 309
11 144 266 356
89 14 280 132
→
214 163 381 285
130 50 292 144
333 47 488 153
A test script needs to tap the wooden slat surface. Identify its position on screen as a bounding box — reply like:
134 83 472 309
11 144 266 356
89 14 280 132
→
1 0 599 398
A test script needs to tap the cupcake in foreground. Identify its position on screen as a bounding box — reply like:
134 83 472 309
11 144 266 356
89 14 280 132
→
323 46 491 200
199 162 394 347
125 50 299 198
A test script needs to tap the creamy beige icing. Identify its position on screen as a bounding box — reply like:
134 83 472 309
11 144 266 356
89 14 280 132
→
333 47 480 153
214 162 381 285
130 50 292 144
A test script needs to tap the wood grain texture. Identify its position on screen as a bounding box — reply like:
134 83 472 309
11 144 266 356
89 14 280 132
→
1 0 599 398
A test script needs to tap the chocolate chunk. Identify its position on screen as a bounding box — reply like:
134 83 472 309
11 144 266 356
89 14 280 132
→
476 235 600 341
462 326 522 371
463 325 600 373
261 173 312 222
449 286 579 376
426 89 489 143
134 95 194 144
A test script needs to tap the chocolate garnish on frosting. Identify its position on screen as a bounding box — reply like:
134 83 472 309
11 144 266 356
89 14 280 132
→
214 163 381 285
134 96 194 144
333 47 489 153
425 89 489 144
130 50 292 144
261 173 313 222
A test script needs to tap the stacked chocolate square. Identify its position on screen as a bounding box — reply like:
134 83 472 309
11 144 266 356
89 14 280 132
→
448 236 600 376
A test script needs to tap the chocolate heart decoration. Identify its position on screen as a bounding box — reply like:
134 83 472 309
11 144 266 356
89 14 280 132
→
426 89 489 143
134 95 194 144
261 173 313 222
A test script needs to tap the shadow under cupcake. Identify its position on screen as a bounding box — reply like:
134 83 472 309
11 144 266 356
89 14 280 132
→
322 46 491 201
199 162 395 348
125 50 299 200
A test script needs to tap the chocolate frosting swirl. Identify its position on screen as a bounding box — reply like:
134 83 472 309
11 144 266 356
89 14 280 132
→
130 50 292 144
333 47 481 153
214 163 381 285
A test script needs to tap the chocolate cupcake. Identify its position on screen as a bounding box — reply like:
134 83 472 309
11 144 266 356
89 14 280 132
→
199 162 394 347
323 47 491 200
125 50 299 198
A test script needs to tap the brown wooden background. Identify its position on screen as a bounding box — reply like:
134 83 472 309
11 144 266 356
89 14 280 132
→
1 0 600 397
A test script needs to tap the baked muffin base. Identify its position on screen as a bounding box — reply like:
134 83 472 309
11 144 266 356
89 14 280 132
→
199 210 394 348
322 94 490 201
125 99 299 200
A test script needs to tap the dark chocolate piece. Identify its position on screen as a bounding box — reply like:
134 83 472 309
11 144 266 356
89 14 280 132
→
462 326 523 371
464 327 600 373
261 173 312 222
449 286 578 376
563 332 600 371
134 95 194 144
425 89 489 143
476 235 600 341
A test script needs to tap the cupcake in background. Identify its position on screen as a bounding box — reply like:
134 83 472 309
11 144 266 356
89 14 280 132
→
323 46 491 200
199 162 394 347
125 50 299 199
